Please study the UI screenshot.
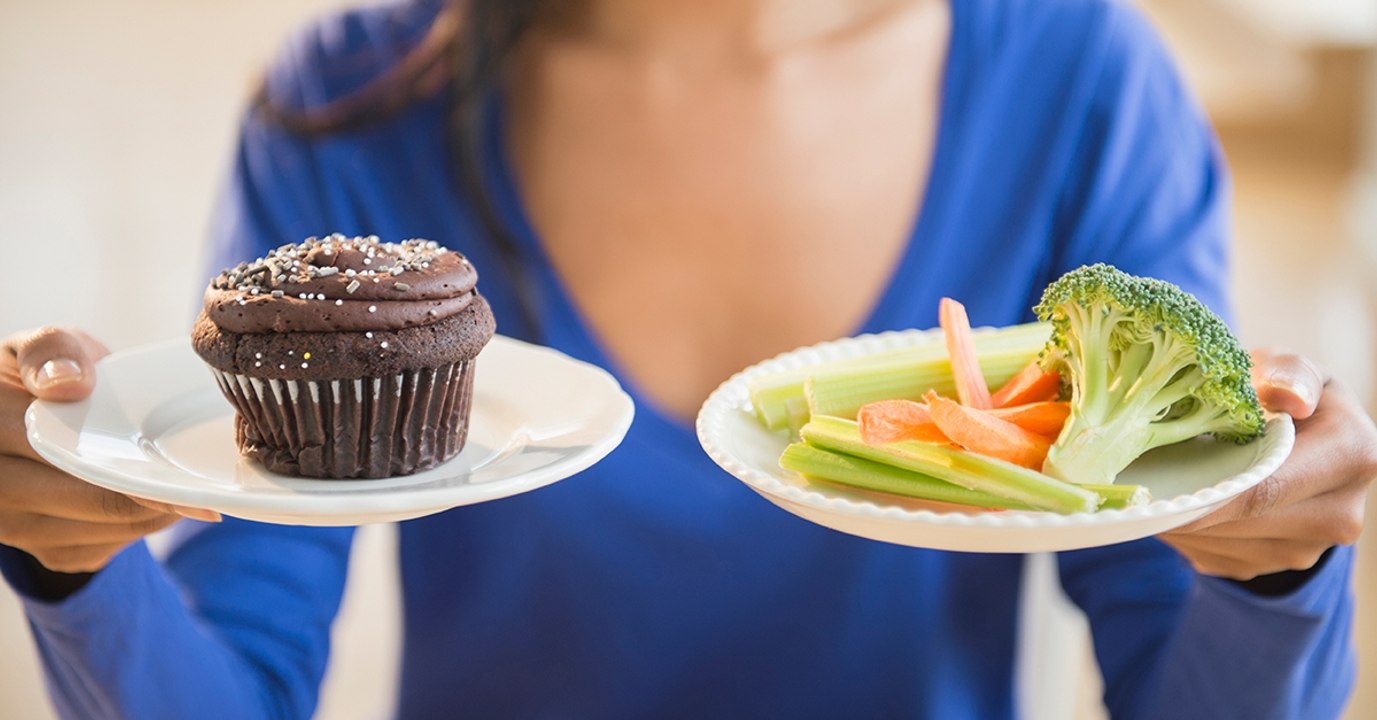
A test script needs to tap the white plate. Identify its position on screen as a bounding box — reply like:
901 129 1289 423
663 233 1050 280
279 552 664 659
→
697 328 1295 553
26 336 634 526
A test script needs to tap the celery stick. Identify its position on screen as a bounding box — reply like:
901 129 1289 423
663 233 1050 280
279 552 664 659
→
784 397 810 438
781 443 1038 510
803 351 1033 422
1081 483 1151 509
750 321 1050 430
799 416 1100 514
782 443 1149 512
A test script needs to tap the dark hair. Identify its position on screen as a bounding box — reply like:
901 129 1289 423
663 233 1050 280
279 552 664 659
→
255 0 548 337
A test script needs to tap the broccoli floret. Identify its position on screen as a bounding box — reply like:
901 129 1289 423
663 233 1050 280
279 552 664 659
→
1033 264 1264 485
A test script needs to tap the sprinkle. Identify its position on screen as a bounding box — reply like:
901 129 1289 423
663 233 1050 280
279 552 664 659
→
368 305 377 313
271 290 284 298
390 266 404 276
255 352 262 359
380 341 388 348
288 350 294 356
298 293 307 300
346 279 361 294
301 362 308 369
335 299 343 306
345 269 357 277
303 352 311 360
363 258 371 265
255 361 262 368
394 282 411 292
365 332 373 339
279 364 286 370
317 266 339 277
428 309 437 316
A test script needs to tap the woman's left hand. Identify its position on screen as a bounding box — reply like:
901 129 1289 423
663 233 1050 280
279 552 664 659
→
1158 349 1377 582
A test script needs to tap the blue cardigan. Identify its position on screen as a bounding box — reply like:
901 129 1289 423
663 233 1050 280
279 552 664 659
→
1 1 1355 717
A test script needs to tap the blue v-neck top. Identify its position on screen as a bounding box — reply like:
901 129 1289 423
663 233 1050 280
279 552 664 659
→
2 1 1355 718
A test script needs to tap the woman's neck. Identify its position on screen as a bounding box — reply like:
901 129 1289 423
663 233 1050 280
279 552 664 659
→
548 0 924 60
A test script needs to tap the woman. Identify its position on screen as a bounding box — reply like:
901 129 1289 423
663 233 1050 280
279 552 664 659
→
1 0 1373 717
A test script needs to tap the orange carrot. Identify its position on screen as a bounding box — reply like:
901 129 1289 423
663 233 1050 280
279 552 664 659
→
857 399 950 445
938 298 993 409
924 391 1051 469
988 402 1071 438
989 360 1062 408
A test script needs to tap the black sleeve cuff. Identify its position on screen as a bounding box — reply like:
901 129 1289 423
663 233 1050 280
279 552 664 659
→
1229 546 1336 598
0 543 96 602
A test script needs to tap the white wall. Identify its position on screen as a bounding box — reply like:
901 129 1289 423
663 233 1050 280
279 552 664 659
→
0 0 351 347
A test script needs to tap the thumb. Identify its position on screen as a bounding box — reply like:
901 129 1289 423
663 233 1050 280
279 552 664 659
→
128 496 223 523
10 327 110 402
1250 349 1329 420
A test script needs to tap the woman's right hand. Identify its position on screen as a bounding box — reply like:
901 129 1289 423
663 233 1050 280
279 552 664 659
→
0 327 219 575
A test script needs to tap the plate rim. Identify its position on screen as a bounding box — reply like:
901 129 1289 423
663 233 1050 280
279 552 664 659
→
26 335 635 520
696 326 1295 530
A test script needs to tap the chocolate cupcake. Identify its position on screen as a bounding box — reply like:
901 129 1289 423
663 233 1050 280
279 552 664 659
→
192 234 496 478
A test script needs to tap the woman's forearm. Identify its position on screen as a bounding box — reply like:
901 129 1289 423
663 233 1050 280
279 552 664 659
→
2 522 354 720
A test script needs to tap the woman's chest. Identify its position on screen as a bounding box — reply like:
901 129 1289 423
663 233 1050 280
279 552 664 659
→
506 16 949 418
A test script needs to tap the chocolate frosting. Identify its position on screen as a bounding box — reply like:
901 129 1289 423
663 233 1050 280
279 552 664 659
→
205 236 478 334
192 295 496 380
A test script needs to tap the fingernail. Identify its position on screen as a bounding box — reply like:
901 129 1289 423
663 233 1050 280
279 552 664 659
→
174 507 222 523
33 359 83 390
1267 369 1314 407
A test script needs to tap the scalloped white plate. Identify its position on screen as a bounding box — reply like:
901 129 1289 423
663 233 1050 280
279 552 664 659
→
26 336 634 526
697 327 1295 553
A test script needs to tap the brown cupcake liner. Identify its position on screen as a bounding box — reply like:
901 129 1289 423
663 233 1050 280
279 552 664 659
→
210 361 476 479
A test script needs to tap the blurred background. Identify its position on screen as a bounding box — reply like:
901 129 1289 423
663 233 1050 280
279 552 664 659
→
0 0 1373 718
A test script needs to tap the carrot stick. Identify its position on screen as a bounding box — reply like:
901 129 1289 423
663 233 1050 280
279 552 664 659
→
925 391 1051 469
858 399 950 445
989 360 1062 408
988 402 1071 438
938 298 993 409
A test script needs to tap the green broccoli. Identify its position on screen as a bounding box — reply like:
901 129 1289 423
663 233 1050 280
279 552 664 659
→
1034 264 1264 485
